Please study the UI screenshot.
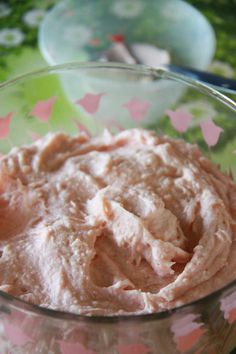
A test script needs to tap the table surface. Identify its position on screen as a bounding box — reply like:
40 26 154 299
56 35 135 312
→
0 1 236 353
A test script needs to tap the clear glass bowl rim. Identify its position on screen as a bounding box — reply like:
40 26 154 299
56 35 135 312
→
1 61 236 323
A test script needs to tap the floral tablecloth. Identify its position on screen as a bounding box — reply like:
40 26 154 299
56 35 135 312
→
0 0 235 80
0 0 236 353
0 0 236 85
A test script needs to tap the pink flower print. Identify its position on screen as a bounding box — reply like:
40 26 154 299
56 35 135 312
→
4 321 32 347
106 119 124 132
0 112 12 139
228 308 236 324
171 314 206 353
220 290 236 324
4 309 43 347
73 119 91 136
75 93 105 114
200 118 223 147
117 343 151 354
166 108 192 133
123 98 150 121
29 96 57 122
58 340 96 354
31 131 41 141
176 327 205 353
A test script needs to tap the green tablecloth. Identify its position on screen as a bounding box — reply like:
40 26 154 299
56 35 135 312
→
0 1 236 353
0 0 236 85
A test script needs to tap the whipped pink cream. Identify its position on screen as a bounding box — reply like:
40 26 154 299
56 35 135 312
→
0 129 236 315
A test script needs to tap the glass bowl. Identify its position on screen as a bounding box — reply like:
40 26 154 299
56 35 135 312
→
0 62 236 354
39 0 215 69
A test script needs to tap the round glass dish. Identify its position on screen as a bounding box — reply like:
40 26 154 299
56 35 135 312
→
0 62 236 354
39 0 215 70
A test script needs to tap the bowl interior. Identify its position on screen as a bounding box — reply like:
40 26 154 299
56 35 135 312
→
0 63 236 177
1 64 236 354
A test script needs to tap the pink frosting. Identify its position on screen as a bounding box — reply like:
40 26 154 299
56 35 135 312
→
0 129 236 315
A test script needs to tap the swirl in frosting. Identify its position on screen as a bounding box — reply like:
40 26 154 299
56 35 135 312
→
0 129 236 315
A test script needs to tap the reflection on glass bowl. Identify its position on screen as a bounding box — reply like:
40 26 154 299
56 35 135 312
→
0 63 236 354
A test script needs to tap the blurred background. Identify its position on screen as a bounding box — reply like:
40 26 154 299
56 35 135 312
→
0 0 235 85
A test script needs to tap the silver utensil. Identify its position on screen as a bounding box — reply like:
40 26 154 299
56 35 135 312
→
103 42 236 95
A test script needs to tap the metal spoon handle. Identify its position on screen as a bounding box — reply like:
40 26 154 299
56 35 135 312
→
166 64 236 95
103 42 236 95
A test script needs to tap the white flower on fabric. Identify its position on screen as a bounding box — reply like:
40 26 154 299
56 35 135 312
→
208 60 235 79
111 0 144 18
0 28 24 47
0 3 11 18
63 25 92 46
178 100 217 122
23 9 46 27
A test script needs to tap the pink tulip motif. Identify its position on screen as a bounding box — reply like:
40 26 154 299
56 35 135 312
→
0 112 13 139
73 119 91 136
4 321 32 347
31 132 41 142
58 340 96 354
171 314 206 353
166 109 192 133
200 118 223 147
29 96 57 122
106 119 124 132
4 310 33 347
75 93 105 115
117 343 151 354
220 290 236 324
123 98 150 121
